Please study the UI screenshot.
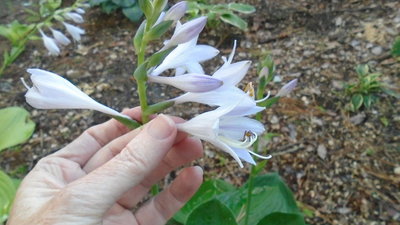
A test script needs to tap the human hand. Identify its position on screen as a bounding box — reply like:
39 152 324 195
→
7 108 204 225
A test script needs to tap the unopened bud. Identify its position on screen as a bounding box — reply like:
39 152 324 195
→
164 1 187 22
276 79 298 97
164 16 207 48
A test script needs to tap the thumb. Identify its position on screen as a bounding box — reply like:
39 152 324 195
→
67 114 177 210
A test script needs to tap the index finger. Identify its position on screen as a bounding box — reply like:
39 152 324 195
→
52 107 142 166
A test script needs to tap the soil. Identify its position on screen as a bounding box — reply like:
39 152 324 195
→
1 0 399 224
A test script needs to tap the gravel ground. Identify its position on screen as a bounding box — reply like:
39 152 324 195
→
1 0 399 224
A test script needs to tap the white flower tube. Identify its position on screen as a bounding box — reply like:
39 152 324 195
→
177 101 271 168
148 73 222 92
63 22 85 42
152 35 219 76
39 29 60 56
22 69 129 119
50 28 71 46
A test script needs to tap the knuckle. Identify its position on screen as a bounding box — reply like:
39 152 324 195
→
118 143 149 172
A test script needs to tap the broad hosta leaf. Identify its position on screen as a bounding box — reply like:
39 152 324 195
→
363 94 373 108
228 3 256 14
256 212 305 225
382 87 400 99
122 5 143 22
0 107 35 152
351 94 363 111
186 199 237 225
0 170 19 224
173 179 235 223
220 13 247 30
112 0 136 7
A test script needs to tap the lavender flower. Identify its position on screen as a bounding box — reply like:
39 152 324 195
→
148 73 222 92
64 12 84 23
164 1 187 22
21 69 128 119
50 28 71 46
276 79 298 97
63 22 85 42
163 16 207 49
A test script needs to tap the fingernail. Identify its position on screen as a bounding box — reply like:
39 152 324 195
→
148 114 175 139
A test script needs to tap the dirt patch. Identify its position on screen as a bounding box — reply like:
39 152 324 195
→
1 0 400 224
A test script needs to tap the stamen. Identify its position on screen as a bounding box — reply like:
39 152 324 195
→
255 91 271 103
20 78 31 90
219 131 258 149
244 82 255 98
248 150 272 159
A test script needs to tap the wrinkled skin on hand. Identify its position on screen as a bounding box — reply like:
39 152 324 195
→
7 108 203 225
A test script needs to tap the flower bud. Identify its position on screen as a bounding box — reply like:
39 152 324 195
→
63 22 85 42
164 1 187 22
164 16 207 48
64 12 84 23
276 79 298 97
50 28 71 46
39 29 60 56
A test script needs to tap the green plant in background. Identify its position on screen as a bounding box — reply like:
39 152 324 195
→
391 36 400 58
0 107 35 152
344 64 399 112
0 0 88 76
168 55 304 225
89 0 143 22
187 1 255 30
0 170 20 224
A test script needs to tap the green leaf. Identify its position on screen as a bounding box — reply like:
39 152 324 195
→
351 94 363 111
90 0 108 6
133 21 146 52
122 5 143 22
101 1 119 14
355 64 369 77
363 94 373 108
133 62 148 81
146 20 173 41
228 3 256 14
112 0 136 7
138 0 153 20
0 107 35 152
220 13 248 30
0 170 18 223
186 199 238 225
391 37 400 57
257 96 279 108
174 179 236 223
147 48 174 68
256 212 305 225
381 87 400 99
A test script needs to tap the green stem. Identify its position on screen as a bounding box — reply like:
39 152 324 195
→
244 165 256 225
136 78 149 123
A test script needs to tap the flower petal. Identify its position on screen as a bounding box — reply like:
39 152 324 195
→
213 61 251 86
148 73 222 92
219 117 265 140
232 147 256 165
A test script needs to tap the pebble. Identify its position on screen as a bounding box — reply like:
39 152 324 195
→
317 144 327 160
371 46 383 55
394 167 400 175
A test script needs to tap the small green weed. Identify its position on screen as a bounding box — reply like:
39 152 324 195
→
344 64 399 111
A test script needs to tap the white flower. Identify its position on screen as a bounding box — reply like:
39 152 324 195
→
21 69 129 119
75 8 85 14
177 101 271 168
39 29 60 56
148 73 222 92
163 16 207 49
64 12 84 23
50 28 71 46
63 22 85 42
164 1 187 22
151 35 219 76
276 79 298 97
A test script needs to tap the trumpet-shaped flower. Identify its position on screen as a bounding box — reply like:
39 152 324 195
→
63 22 85 42
75 8 85 14
39 29 60 56
22 69 129 119
177 101 271 168
151 35 219 76
163 16 207 49
50 28 71 46
148 73 223 92
64 12 84 23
